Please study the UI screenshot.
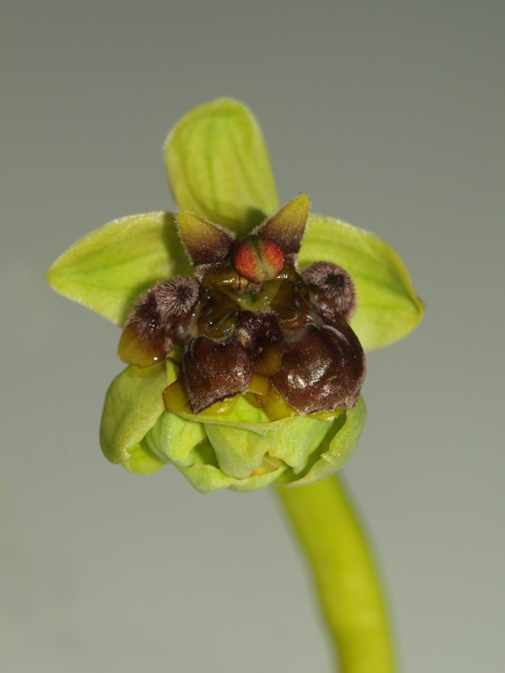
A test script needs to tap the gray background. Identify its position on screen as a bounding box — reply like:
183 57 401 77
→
2 1 504 671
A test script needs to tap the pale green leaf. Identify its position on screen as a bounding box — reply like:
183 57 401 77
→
100 364 168 464
299 215 424 350
164 98 279 235
45 212 191 325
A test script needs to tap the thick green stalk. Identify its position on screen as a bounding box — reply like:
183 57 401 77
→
276 475 396 673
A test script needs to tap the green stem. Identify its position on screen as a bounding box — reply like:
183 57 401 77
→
275 474 396 673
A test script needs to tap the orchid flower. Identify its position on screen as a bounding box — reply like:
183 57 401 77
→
46 98 423 672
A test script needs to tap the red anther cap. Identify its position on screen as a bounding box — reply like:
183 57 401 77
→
232 235 285 283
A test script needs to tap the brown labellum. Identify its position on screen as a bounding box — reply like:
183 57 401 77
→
182 337 252 413
118 194 367 416
234 311 284 376
272 322 365 414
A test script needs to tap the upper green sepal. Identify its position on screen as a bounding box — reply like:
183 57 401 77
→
45 212 191 325
164 98 279 235
299 215 424 350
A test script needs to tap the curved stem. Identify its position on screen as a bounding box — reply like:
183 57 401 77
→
275 474 396 673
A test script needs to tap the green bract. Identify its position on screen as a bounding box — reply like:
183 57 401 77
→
46 98 423 492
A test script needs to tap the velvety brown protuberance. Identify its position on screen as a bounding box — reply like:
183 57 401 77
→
154 277 200 319
183 337 252 413
302 261 356 322
272 322 365 414
118 278 199 367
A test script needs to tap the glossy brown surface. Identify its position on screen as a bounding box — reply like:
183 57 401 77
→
272 322 365 414
182 337 252 413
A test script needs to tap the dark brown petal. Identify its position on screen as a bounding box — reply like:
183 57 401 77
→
182 337 252 413
272 322 365 414
301 261 356 322
234 311 284 376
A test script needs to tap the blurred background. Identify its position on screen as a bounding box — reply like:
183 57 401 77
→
2 1 504 671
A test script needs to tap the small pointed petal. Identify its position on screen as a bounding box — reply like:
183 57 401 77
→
256 194 310 254
177 211 235 266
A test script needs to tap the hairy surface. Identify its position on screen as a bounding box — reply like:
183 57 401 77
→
302 261 356 322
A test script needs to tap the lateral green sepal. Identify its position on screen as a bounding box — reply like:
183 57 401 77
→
299 215 424 350
45 212 191 325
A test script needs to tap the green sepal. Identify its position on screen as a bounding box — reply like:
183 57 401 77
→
146 411 207 466
279 396 367 486
100 363 168 465
122 438 168 475
144 392 365 492
299 215 424 350
45 212 191 326
204 416 332 479
164 98 279 235
178 440 288 493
